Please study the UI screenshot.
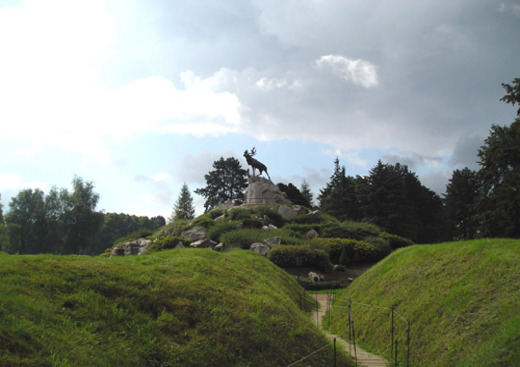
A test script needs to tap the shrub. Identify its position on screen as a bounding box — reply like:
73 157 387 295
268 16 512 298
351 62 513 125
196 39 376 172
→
379 232 414 249
267 245 332 271
252 206 285 228
191 214 216 229
207 208 225 219
311 237 388 264
148 236 191 253
113 229 154 245
229 207 252 221
365 236 392 261
321 221 380 240
206 221 239 242
241 218 263 229
220 229 268 249
153 220 191 238
283 223 321 237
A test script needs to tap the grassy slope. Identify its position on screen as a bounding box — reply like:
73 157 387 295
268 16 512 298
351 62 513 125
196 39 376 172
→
0 249 351 367
327 239 520 366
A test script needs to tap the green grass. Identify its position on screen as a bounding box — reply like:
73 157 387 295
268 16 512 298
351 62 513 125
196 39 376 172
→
0 249 352 366
326 239 520 366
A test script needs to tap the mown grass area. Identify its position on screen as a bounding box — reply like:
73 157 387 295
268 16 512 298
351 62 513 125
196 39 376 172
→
0 249 352 367
326 239 520 367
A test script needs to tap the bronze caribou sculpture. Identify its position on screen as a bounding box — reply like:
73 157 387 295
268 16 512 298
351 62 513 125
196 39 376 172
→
243 147 271 181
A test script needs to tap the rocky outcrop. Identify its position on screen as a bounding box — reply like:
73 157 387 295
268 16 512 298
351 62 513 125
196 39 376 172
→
182 226 207 241
244 176 292 205
110 238 152 257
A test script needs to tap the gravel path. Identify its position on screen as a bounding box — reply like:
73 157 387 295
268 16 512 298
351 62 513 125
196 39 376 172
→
312 293 389 367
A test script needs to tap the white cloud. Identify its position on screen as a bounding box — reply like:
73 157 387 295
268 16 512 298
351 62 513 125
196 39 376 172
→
0 173 48 192
256 77 303 92
315 55 379 88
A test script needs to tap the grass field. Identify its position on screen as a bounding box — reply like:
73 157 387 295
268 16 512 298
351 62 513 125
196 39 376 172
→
326 239 520 366
0 249 352 366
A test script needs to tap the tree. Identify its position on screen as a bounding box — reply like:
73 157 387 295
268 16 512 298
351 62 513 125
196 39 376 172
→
195 157 248 212
170 183 196 221
475 80 520 237
5 189 47 253
277 182 311 207
60 177 104 254
443 168 479 240
318 158 362 221
300 180 314 208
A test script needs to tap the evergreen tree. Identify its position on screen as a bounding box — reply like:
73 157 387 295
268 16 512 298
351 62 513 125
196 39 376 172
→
318 158 361 221
300 180 314 208
443 168 479 240
277 182 310 207
195 157 248 212
475 79 520 237
170 183 196 221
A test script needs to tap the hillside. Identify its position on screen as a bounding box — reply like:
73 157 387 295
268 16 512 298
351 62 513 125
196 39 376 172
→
326 239 520 366
0 249 352 366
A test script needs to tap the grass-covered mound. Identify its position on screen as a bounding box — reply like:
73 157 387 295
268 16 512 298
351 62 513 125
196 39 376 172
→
0 250 352 367
326 239 520 366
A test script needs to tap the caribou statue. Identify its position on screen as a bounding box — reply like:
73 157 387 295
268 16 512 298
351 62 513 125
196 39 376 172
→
243 147 271 181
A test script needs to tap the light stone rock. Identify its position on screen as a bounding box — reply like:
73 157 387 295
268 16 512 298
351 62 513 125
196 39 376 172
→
278 205 298 220
214 243 224 251
244 176 292 205
250 242 270 256
110 238 152 257
183 226 207 241
305 229 319 239
189 239 217 249
263 236 282 248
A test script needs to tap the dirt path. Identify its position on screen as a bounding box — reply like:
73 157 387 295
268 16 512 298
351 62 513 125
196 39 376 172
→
311 294 389 367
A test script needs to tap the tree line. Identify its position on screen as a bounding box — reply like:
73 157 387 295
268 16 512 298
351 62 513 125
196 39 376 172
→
2 79 519 252
186 78 520 243
0 177 165 255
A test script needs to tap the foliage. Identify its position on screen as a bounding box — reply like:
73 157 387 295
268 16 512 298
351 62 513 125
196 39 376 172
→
251 205 285 228
194 156 248 212
220 228 273 249
228 207 252 220
0 250 350 366
153 219 191 238
300 179 314 208
443 168 479 240
206 221 239 242
267 245 332 271
147 236 191 253
277 182 311 207
476 118 520 238
328 239 520 366
170 182 196 221
113 229 155 245
311 237 387 264
191 214 216 229
320 220 381 240
378 231 414 249
500 77 520 116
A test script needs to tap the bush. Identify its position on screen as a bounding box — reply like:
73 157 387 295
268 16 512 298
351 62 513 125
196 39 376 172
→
267 245 332 271
148 236 191 253
241 218 263 229
283 223 321 237
207 208 225 219
191 214 216 229
365 236 392 261
321 221 380 240
206 221 239 242
153 220 191 238
220 229 268 249
113 229 154 245
252 206 285 228
379 232 414 249
229 207 253 221
311 237 388 264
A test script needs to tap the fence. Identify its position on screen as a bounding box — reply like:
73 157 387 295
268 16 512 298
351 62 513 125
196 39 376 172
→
287 289 411 367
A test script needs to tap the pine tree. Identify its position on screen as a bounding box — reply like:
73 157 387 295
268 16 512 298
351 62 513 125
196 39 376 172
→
170 183 196 221
300 180 314 208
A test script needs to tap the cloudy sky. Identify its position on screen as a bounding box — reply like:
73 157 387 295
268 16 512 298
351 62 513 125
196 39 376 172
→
1 0 519 219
